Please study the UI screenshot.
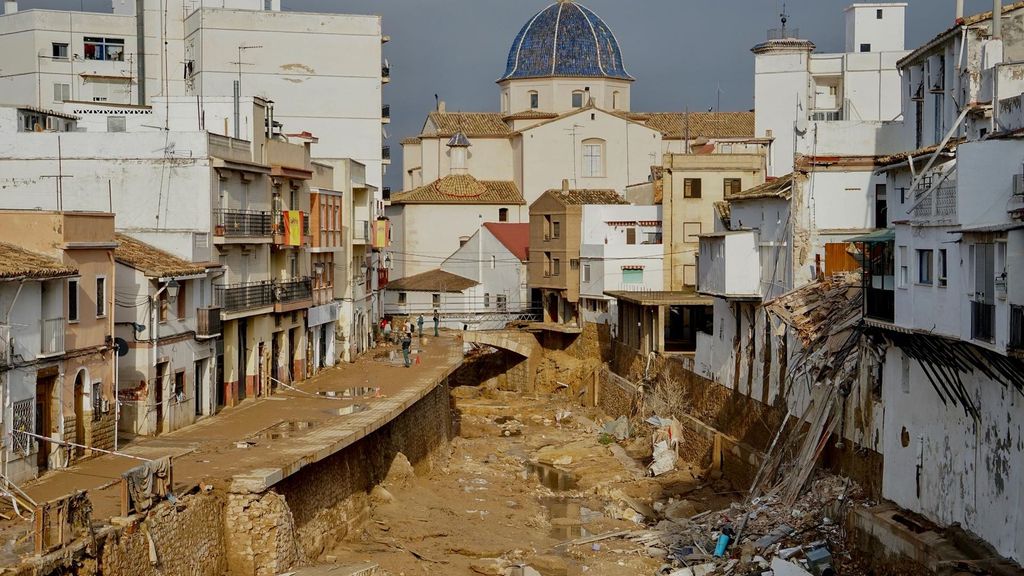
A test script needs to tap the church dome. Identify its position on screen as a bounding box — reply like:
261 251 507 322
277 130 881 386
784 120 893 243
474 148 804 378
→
500 1 632 82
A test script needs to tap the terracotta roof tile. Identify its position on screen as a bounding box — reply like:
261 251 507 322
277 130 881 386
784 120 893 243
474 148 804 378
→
0 243 76 280
391 174 524 205
115 234 206 278
387 269 478 293
423 112 512 138
544 188 629 205
482 223 529 262
503 110 560 120
621 111 755 139
727 173 793 201
400 136 421 145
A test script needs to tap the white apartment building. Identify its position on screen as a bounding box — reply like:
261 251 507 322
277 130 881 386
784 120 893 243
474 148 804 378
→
753 3 909 176
580 204 664 326
0 0 387 191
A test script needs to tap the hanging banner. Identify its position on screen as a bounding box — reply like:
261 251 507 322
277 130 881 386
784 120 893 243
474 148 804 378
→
284 211 303 246
372 219 390 249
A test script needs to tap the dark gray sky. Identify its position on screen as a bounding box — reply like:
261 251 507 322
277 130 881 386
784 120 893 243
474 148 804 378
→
24 0 1011 189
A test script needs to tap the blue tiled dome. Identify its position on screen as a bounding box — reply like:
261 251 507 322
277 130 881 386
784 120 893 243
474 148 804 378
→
501 1 632 81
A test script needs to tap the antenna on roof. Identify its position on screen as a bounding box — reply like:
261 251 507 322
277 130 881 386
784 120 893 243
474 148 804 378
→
780 2 789 38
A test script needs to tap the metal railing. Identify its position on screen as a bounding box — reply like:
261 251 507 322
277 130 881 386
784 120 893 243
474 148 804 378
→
972 301 995 343
382 104 390 119
912 184 957 220
214 282 274 313
214 209 272 238
1010 304 1024 351
382 145 391 160
196 306 222 338
274 278 312 304
810 108 845 122
40 317 64 356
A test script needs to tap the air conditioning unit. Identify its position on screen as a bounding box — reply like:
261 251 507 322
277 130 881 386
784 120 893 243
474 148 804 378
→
1014 174 1024 196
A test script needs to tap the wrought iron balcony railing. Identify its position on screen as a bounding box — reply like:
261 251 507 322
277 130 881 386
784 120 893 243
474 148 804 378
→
214 209 272 238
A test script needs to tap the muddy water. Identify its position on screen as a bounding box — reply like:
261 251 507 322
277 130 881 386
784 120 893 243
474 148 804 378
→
526 461 577 491
251 420 318 441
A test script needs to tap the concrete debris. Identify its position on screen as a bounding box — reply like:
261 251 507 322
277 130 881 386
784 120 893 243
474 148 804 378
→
601 415 631 440
770 557 813 576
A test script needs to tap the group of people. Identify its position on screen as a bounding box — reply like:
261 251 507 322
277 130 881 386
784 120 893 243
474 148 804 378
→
379 311 441 367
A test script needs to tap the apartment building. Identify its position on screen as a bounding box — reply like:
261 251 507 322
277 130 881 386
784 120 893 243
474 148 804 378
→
528 184 630 329
0 210 117 476
0 0 388 191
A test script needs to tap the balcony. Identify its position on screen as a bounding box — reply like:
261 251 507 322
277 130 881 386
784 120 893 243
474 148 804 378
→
196 307 222 339
911 184 957 222
273 211 311 247
40 317 64 357
382 104 390 123
273 277 313 313
213 209 272 243
972 300 995 343
353 219 370 244
383 186 391 201
810 108 845 122
382 65 390 83
697 231 762 299
382 145 391 164
1011 305 1024 354
214 282 274 315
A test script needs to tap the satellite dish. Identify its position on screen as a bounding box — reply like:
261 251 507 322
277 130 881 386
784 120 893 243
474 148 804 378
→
114 337 129 357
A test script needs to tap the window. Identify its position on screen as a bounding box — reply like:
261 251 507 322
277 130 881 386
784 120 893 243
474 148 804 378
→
622 268 643 284
626 228 636 245
52 42 68 60
174 371 185 400
583 263 591 283
176 282 187 319
938 249 948 287
544 215 552 239
612 91 620 110
95 277 106 317
876 8 883 18
432 293 441 307
933 93 944 143
83 37 125 61
898 246 908 288
860 43 871 53
529 91 539 109
490 255 496 270
496 294 507 312
874 183 888 227
53 83 70 103
917 249 933 285
582 139 604 177
553 258 561 276
498 208 509 222
398 292 407 305
570 259 579 270
552 221 561 239
484 293 490 308
684 178 702 198
68 278 79 322
502 93 509 114
571 91 584 108
723 178 742 195
107 116 126 132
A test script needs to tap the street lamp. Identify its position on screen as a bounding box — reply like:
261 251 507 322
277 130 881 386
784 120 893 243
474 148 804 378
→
165 278 180 302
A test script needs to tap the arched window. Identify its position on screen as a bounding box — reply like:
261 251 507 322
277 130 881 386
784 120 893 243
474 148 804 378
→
582 138 605 177
499 207 509 222
529 91 539 109
571 90 584 108
612 91 620 110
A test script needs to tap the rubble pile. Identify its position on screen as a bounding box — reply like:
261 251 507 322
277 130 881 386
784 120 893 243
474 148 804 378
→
561 474 861 576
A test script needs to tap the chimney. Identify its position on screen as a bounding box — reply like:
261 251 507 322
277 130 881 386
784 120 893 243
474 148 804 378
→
437 100 446 113
956 0 964 22
993 0 1002 39
3 0 17 14
561 179 570 193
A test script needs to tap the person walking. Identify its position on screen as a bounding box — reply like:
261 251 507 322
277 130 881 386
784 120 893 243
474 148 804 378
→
433 309 440 336
383 319 392 344
401 332 412 367
417 314 425 337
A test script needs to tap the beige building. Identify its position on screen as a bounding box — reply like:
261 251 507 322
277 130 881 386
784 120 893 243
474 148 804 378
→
528 185 628 328
0 210 117 473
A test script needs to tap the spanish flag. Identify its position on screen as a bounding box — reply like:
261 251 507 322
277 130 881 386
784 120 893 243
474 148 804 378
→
284 211 303 246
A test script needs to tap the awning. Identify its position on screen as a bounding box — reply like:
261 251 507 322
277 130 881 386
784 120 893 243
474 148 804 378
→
846 228 895 243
